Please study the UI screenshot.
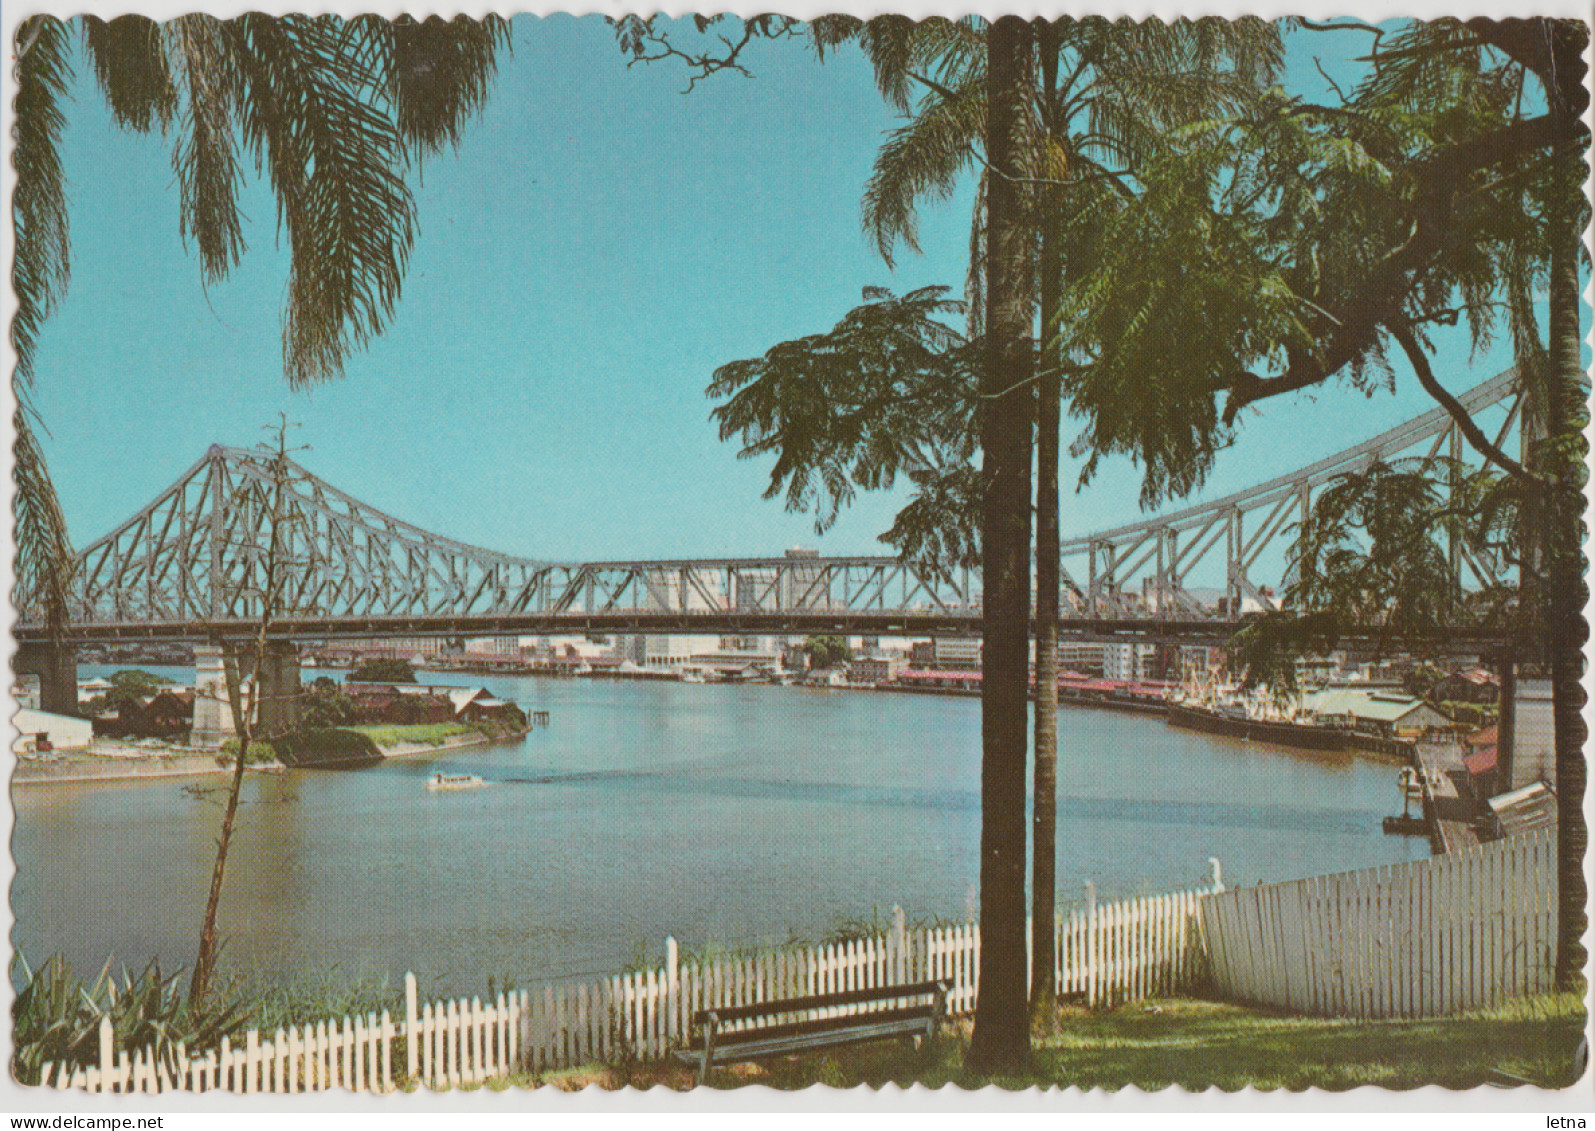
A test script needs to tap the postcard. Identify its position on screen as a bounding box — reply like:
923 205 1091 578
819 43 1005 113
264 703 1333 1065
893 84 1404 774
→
4 3 1589 1117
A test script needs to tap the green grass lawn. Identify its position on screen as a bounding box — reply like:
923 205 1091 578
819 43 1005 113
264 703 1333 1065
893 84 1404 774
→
502 993 1586 1093
348 722 477 747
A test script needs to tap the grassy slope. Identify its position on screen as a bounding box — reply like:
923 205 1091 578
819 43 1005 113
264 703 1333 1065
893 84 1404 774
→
348 722 477 746
501 994 1586 1093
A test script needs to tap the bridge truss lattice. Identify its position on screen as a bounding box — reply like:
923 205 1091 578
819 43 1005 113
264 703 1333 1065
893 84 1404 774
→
1060 367 1525 618
17 369 1523 644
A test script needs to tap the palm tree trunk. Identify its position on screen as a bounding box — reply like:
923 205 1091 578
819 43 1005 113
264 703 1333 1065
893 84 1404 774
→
1030 189 1063 1030
971 14 1035 1074
1546 159 1586 989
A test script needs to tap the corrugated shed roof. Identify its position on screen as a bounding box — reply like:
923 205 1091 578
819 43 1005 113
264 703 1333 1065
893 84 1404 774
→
1300 688 1436 723
1488 782 1557 837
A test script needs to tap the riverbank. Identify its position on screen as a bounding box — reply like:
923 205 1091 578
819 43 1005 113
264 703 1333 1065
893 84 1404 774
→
12 724 527 786
358 724 529 760
12 744 239 786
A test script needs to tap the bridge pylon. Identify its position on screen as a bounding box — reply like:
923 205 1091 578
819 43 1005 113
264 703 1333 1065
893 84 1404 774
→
190 644 236 748
14 640 77 716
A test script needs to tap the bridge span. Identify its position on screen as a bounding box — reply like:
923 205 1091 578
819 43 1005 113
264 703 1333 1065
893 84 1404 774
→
16 368 1521 651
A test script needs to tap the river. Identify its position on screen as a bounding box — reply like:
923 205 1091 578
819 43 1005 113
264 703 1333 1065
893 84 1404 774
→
11 666 1429 996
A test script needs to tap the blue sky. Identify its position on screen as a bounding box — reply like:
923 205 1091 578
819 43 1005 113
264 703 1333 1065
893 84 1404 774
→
28 17 1532 572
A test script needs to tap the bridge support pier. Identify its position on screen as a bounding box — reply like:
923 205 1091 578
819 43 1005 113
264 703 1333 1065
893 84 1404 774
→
256 642 302 736
14 640 78 716
190 644 237 748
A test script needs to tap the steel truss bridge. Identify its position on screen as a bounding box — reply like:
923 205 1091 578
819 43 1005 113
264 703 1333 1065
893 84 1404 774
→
16 369 1524 648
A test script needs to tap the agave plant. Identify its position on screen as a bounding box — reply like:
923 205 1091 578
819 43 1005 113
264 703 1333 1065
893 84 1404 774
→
11 954 251 1084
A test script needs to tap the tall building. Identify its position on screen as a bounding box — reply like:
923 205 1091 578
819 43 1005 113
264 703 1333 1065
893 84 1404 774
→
1056 641 1104 674
368 637 446 659
464 637 521 655
1102 642 1157 681
932 637 981 671
613 635 718 668
781 547 831 611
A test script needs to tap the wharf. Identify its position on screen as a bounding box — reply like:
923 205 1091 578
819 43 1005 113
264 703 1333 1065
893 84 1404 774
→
1415 739 1481 853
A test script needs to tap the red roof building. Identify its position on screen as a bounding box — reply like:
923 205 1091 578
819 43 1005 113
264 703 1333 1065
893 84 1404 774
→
1463 725 1499 777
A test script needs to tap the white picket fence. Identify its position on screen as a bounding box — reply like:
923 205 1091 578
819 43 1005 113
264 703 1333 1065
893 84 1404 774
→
38 868 1222 1093
1199 828 1557 1019
1054 873 1216 1007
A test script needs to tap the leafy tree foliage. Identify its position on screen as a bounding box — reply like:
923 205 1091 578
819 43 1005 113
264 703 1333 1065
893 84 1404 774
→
1056 16 1587 986
348 659 418 685
1053 20 1584 504
301 677 359 728
709 285 977 557
81 668 178 716
801 635 854 670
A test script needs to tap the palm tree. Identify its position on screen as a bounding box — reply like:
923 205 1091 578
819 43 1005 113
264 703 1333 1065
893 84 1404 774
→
825 15 1280 1041
13 12 509 644
13 13 510 997
1540 140 1586 989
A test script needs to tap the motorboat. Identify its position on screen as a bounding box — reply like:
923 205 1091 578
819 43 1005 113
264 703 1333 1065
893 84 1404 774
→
426 772 487 791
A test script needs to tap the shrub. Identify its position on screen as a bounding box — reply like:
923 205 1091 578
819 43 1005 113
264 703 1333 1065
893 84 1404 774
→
219 737 278 764
271 728 382 766
11 955 250 1085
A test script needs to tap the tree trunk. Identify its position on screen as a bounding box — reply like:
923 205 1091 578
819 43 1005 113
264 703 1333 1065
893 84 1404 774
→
190 646 251 1002
1030 179 1063 1030
191 434 293 1001
971 14 1035 1074
1545 155 1587 989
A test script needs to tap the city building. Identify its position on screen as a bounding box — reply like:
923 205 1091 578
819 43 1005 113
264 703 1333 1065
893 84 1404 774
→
1297 688 1454 737
1176 645 1223 679
1432 667 1501 704
1057 642 1105 675
931 637 981 671
464 637 522 656
781 547 830 611
1506 678 1555 790
1102 642 1157 681
721 634 787 657
612 634 721 668
14 708 94 753
848 654 905 685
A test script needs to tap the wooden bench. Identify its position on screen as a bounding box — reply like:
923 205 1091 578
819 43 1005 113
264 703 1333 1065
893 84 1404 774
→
673 980 949 1083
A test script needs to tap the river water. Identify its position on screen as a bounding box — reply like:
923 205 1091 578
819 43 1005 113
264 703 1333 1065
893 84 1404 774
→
12 666 1428 996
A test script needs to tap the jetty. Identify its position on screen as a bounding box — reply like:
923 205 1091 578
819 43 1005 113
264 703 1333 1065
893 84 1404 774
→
1414 738 1482 853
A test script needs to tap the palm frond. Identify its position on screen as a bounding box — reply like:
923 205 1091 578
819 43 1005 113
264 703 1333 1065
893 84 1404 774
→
81 16 177 132
384 15 511 157
13 410 76 634
862 72 984 265
12 15 74 386
226 14 417 387
167 15 246 283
